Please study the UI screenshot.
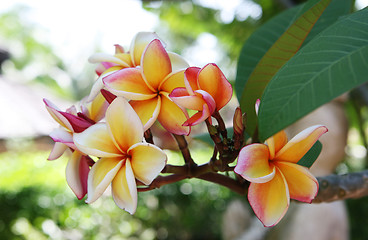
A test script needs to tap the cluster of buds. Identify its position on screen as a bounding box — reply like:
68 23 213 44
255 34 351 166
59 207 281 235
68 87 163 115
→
44 32 327 227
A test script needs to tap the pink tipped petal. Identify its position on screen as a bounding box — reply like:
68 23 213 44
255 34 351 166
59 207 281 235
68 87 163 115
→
158 93 190 135
86 157 124 204
48 142 68 160
170 89 205 111
88 53 130 67
197 63 233 110
130 97 161 131
130 32 160 66
111 159 138 214
103 68 156 100
255 99 261 115
169 87 188 98
182 103 211 127
58 111 93 133
106 97 144 152
159 70 186 93
95 63 109 76
184 67 201 95
266 130 288 160
142 39 172 90
44 99 73 130
235 144 275 183
248 169 289 227
129 143 167 185
73 123 122 158
167 52 190 72
274 125 328 163
66 105 78 115
195 90 216 114
114 44 125 54
49 128 73 144
66 151 90 200
275 161 319 203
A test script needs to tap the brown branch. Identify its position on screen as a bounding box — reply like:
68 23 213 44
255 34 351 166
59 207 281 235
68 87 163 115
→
172 134 197 171
138 164 368 204
137 174 187 192
205 119 226 154
196 172 247 195
212 111 228 139
313 170 368 203
163 163 221 177
144 129 154 144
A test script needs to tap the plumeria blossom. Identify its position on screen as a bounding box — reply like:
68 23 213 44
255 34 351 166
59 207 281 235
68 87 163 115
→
234 125 328 227
88 32 189 101
102 39 190 135
169 63 233 126
44 93 108 199
73 97 167 214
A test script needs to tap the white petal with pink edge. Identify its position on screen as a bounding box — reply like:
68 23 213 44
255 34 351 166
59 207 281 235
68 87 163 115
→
44 99 73 130
49 128 73 144
48 142 68 160
168 52 189 72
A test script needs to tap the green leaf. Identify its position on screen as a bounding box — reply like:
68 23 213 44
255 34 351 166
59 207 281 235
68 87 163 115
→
297 140 322 168
258 7 368 141
303 0 352 45
235 0 351 106
235 5 302 103
237 0 332 137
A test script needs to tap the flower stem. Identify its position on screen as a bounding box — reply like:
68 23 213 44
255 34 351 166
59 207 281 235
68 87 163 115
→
172 134 197 174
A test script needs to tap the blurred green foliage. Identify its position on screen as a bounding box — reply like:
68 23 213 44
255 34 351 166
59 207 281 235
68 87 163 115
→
0 5 95 100
0 142 239 239
0 6 69 98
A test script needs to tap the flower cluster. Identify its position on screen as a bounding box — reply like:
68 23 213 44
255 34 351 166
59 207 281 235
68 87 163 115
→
44 32 327 226
44 32 232 213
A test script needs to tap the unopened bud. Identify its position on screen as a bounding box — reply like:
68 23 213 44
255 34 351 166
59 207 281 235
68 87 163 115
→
255 99 261 116
233 107 245 136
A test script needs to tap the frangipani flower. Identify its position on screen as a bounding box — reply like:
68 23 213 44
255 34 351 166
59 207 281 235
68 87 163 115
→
88 32 189 101
234 125 328 227
103 39 190 135
169 63 232 126
73 97 167 214
44 93 108 199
